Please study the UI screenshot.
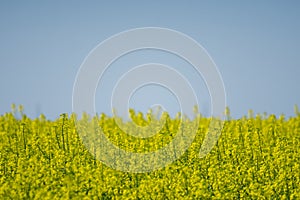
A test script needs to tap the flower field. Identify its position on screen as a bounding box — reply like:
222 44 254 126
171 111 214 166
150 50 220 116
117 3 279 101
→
0 106 299 199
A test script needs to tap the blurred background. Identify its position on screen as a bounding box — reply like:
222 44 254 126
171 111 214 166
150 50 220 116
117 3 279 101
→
0 1 299 119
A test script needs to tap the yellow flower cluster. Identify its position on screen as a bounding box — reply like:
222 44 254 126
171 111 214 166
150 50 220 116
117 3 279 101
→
0 107 299 199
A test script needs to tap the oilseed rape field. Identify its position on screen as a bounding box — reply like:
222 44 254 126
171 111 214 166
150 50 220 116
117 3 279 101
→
0 105 299 199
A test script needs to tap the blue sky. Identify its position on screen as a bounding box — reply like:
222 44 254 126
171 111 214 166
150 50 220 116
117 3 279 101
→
0 1 299 119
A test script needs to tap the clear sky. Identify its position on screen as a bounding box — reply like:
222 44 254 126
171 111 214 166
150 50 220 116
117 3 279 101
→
0 1 299 119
